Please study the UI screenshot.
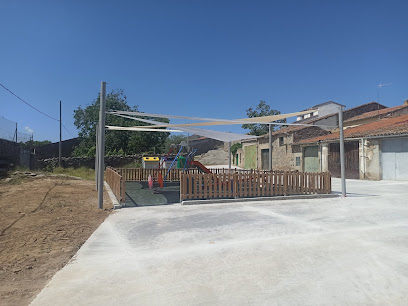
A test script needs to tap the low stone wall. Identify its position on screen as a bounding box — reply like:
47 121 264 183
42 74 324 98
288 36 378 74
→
34 154 186 170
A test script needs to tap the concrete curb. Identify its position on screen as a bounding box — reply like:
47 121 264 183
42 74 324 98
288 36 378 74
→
181 193 341 205
104 181 121 210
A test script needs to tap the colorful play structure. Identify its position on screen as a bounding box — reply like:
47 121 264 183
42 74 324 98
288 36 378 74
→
145 142 213 189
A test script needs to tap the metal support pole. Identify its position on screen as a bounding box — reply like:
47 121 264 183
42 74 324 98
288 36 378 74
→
95 123 99 188
268 124 272 171
228 142 231 171
339 107 346 197
59 101 62 167
15 123 18 143
97 82 107 209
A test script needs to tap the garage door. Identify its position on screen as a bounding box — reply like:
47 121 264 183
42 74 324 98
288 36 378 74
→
382 137 408 180
304 146 319 172
329 142 359 179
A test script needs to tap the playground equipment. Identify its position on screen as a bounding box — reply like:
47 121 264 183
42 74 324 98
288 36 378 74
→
183 149 197 173
190 160 212 173
158 145 176 170
163 144 184 186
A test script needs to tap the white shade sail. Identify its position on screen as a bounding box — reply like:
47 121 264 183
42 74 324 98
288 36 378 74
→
105 126 183 133
110 113 258 142
109 109 312 129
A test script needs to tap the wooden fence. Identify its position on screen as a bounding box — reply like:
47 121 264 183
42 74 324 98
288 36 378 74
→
115 168 300 182
116 168 183 182
105 167 125 203
180 171 331 201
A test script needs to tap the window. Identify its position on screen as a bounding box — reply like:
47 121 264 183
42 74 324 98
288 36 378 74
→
295 157 301 166
279 137 284 146
304 114 311 119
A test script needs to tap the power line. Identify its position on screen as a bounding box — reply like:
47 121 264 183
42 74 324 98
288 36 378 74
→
0 83 75 138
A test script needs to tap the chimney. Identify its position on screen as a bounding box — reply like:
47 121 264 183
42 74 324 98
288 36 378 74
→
404 99 408 105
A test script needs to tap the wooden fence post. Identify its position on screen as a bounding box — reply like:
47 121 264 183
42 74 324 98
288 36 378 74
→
121 176 125 203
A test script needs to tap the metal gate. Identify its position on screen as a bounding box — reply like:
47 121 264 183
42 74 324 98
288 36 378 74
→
329 141 359 179
382 137 408 180
304 146 319 172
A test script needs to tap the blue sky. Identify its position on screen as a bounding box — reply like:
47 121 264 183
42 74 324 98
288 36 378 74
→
1 0 407 142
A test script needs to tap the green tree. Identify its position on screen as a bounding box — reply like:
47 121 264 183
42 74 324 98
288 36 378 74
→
20 140 52 150
230 143 242 156
73 89 169 156
241 101 286 136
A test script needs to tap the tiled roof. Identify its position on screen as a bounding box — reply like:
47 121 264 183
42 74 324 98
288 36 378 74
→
258 124 310 138
297 114 408 143
295 101 384 124
259 102 389 138
189 137 208 141
344 104 408 122
342 101 386 113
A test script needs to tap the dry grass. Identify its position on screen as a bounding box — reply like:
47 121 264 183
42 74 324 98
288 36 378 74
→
51 167 95 181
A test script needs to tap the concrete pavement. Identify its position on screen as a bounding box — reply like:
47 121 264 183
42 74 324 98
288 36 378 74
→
31 179 408 305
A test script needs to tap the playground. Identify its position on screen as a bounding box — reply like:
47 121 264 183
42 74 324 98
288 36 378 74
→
104 132 331 207
107 159 332 207
96 82 345 209
113 146 220 207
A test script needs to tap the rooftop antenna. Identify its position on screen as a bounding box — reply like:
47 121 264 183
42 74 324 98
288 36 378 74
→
378 82 392 104
377 82 392 116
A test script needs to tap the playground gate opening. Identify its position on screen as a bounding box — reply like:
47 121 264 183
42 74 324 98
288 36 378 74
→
180 171 331 201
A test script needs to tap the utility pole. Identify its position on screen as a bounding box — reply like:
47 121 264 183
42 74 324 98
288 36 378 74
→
339 106 346 197
59 101 62 167
97 82 107 209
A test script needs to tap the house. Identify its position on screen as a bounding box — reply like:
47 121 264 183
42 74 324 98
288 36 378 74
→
298 112 408 180
188 137 223 155
237 101 387 172
344 101 408 127
237 126 329 171
296 101 345 122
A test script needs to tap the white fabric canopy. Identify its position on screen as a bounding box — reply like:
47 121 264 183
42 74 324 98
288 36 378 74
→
110 109 311 123
108 110 334 128
105 126 183 132
110 113 258 142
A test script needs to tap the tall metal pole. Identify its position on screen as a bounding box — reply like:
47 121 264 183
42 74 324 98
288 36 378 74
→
228 142 231 171
97 82 107 209
268 124 272 171
95 123 99 189
15 123 18 143
339 107 346 197
59 101 62 167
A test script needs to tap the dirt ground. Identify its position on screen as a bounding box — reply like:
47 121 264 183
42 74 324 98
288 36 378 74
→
0 175 112 306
